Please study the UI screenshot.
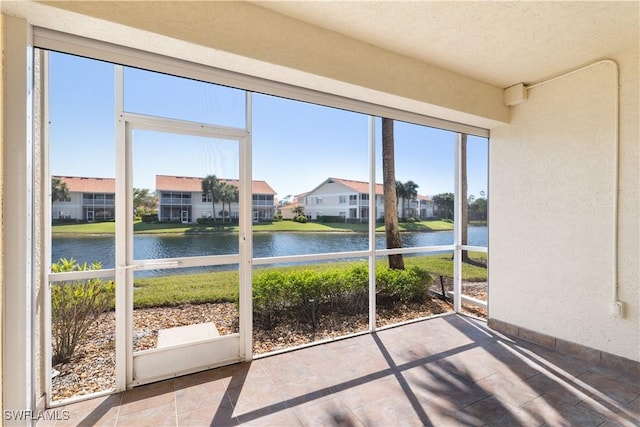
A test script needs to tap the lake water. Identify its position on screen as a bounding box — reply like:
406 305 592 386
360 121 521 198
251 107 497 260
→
52 226 487 274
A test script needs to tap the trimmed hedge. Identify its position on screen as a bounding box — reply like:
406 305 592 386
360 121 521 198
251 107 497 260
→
252 264 431 329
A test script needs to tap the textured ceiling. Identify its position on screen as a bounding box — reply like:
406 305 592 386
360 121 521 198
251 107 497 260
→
253 1 639 88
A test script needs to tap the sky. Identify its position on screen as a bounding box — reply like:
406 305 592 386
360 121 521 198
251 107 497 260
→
49 52 488 200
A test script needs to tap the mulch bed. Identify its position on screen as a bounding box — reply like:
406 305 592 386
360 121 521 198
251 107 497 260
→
52 283 486 401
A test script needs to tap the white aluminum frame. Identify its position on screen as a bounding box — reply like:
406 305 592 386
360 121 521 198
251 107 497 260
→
34 29 491 406
119 111 251 388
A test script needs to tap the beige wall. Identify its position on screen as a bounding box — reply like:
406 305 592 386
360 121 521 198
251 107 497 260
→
490 45 639 361
29 0 507 129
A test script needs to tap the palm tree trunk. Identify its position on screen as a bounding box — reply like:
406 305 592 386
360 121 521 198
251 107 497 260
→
382 118 404 270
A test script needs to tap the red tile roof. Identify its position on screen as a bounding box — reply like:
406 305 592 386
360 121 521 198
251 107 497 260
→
54 176 115 193
328 178 384 195
156 175 276 195
317 177 430 200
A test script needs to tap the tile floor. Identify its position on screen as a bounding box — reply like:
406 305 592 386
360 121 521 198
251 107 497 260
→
42 314 640 426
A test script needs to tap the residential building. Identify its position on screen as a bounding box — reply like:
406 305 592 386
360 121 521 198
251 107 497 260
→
279 193 306 220
156 175 276 223
51 176 115 222
302 177 434 221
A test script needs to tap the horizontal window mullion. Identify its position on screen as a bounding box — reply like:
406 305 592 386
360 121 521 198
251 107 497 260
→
252 250 371 266
48 268 116 282
375 245 455 257
460 245 488 252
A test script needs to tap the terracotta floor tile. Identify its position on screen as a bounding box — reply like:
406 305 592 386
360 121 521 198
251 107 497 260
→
115 400 177 427
351 398 428 426
177 401 237 427
53 314 638 427
332 376 408 411
520 396 607 426
236 405 302 426
578 371 640 406
174 380 229 415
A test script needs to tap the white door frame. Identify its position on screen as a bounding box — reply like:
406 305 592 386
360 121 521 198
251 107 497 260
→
114 66 253 388
119 116 251 387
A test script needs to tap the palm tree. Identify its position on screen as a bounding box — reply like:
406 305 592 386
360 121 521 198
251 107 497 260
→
219 182 239 223
382 118 404 270
404 180 419 218
201 175 221 223
51 177 69 202
133 188 158 215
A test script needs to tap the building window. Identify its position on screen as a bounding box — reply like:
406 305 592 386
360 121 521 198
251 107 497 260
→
316 196 323 204
202 193 212 203
339 195 346 204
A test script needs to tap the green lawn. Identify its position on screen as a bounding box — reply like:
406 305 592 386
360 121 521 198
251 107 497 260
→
52 219 454 234
132 253 486 308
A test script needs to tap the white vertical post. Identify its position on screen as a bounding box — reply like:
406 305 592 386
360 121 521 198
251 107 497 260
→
3 16 34 424
239 92 253 360
41 49 53 408
453 133 462 313
368 116 377 332
114 65 128 390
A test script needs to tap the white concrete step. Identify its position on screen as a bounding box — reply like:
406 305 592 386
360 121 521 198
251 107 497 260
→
157 322 220 348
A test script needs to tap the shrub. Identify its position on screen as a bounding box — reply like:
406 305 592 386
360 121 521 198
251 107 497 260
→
317 215 346 223
252 264 431 330
252 270 290 328
376 265 432 303
333 265 368 313
51 258 115 364
294 215 307 223
197 217 215 225
141 214 158 223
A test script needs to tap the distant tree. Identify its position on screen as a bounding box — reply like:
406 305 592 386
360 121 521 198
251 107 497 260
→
219 182 239 223
469 197 487 221
404 180 419 218
433 193 454 220
382 118 404 270
201 175 221 222
52 178 70 202
395 181 406 218
133 188 158 215
279 195 292 207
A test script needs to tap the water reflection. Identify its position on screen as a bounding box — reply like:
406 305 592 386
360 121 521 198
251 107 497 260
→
52 227 487 275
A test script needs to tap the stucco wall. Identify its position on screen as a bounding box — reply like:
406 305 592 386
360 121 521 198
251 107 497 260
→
29 0 507 129
489 46 639 361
